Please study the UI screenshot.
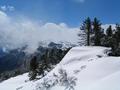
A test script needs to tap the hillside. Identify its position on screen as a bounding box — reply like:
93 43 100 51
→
0 42 75 74
0 46 120 90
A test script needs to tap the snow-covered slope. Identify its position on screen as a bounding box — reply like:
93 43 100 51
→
0 46 120 90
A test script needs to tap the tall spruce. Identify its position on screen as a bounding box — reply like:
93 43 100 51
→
80 17 92 46
78 29 87 46
106 25 113 37
109 24 120 56
115 24 120 44
104 25 113 47
29 56 38 80
38 50 51 77
93 17 102 46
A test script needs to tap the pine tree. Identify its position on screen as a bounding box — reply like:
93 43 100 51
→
93 17 102 46
29 56 38 80
102 25 113 47
106 25 113 37
107 24 120 56
38 50 51 77
111 24 120 56
115 24 120 43
30 56 38 71
78 29 87 46
79 17 92 46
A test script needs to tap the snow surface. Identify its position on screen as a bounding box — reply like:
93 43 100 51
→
0 46 120 90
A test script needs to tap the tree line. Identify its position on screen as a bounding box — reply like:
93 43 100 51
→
78 17 120 56
29 48 71 80
29 17 120 81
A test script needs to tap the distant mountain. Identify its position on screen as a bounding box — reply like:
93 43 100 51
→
0 48 26 73
0 41 75 74
0 48 8 58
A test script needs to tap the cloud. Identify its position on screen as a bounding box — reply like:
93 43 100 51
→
0 5 15 12
0 11 79 54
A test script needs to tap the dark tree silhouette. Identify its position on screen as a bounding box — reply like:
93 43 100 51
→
79 17 92 46
93 17 102 46
29 56 38 80
106 25 113 37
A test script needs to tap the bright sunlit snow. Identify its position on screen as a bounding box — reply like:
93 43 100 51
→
0 46 120 90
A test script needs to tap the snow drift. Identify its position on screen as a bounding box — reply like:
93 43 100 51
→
0 46 120 90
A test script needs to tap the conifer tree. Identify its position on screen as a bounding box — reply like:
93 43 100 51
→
93 17 102 46
115 24 120 43
112 24 120 56
78 29 87 46
38 50 51 77
79 17 92 46
103 25 113 47
106 25 113 37
29 56 38 80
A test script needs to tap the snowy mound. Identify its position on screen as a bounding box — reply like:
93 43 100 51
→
0 46 120 90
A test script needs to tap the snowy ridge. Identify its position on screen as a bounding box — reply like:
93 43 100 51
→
0 46 120 90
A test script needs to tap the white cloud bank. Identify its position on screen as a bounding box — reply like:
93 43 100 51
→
0 11 79 54
0 5 15 12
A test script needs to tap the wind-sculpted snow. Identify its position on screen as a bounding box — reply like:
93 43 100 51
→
0 46 120 90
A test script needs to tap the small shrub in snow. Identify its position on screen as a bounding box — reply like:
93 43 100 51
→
36 78 52 90
58 69 68 86
64 77 77 90
36 76 59 90
36 68 77 90
58 69 77 90
29 71 37 81
73 70 80 74
80 65 86 70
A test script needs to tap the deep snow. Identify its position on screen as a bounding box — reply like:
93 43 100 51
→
0 46 120 90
